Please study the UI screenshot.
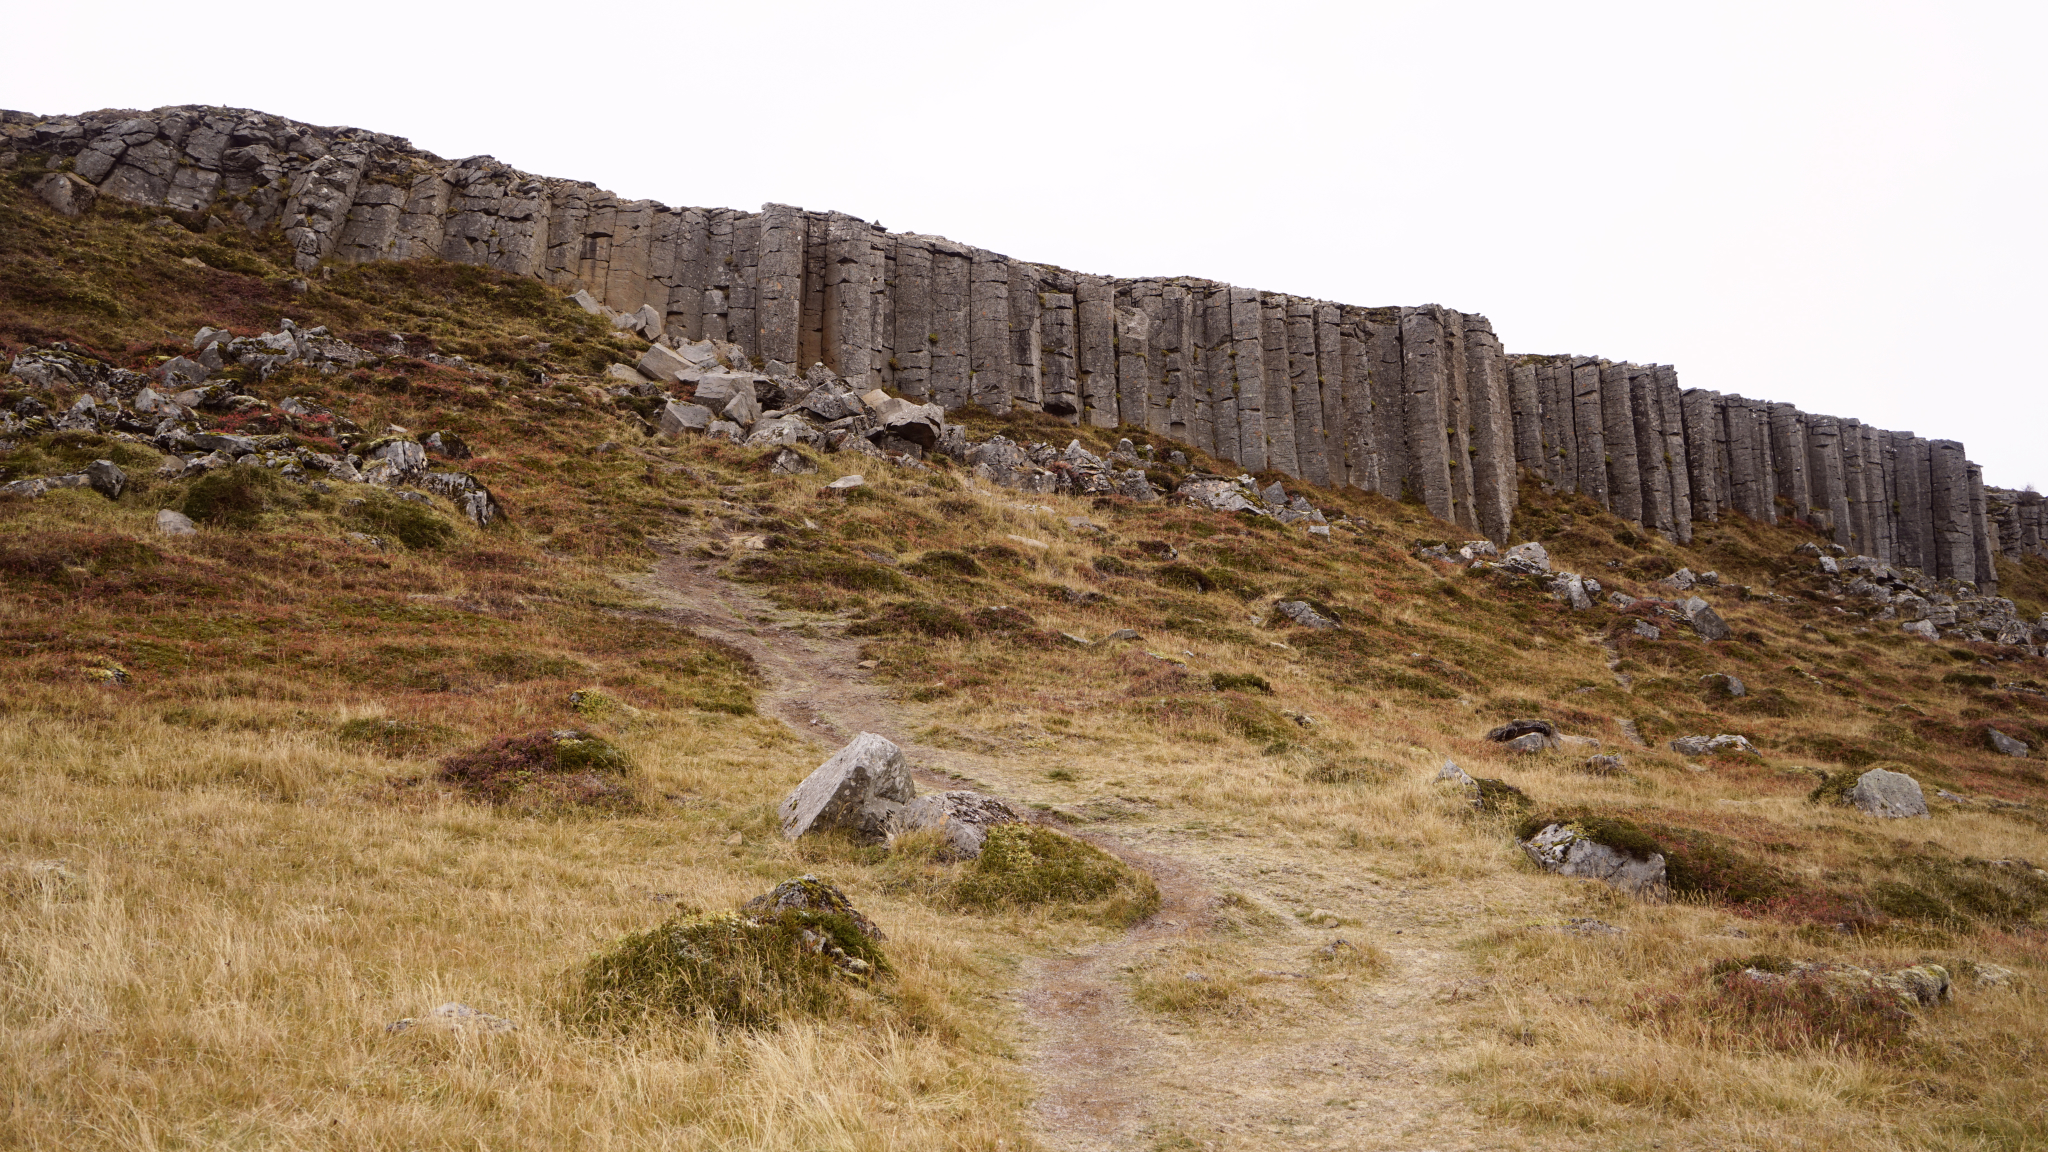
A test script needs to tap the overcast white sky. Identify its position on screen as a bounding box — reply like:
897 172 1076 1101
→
7 1 2042 488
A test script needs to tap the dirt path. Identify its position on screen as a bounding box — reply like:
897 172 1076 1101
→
630 547 1521 1151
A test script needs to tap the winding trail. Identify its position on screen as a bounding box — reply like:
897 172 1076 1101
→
628 544 1530 1151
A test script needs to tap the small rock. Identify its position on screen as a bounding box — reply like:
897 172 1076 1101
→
1701 673 1747 698
1485 719 1558 749
1108 629 1141 641
1499 541 1551 574
386 1002 517 1036
743 874 884 942
155 508 198 536
1275 600 1338 630
1435 759 1476 787
1632 620 1662 640
1501 732 1550 755
1669 734 1759 758
1972 963 2018 988
770 447 816 476
725 831 743 846
1584 754 1625 776
825 475 864 490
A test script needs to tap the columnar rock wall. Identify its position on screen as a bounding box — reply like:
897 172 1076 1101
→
1 105 2009 588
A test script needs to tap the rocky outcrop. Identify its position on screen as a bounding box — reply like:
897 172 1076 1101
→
889 791 1021 859
0 104 2007 562
1520 823 1669 899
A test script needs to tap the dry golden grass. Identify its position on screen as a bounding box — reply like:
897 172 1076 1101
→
5 175 2048 1147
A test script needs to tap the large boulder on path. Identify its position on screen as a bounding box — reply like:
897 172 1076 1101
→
890 790 1021 859
778 732 916 843
1846 767 1929 819
1521 823 1669 899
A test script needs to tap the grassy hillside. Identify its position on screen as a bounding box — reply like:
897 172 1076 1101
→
3 172 2045 1151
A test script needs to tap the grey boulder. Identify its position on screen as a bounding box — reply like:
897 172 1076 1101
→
1846 767 1929 819
1670 733 1760 758
1486 718 1559 750
658 400 713 435
1985 728 2030 758
778 732 916 843
1522 823 1669 899
1681 596 1732 641
1499 541 1551 574
154 508 198 536
84 459 126 499
1275 600 1338 630
889 790 1021 859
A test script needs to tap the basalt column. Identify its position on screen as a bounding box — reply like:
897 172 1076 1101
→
1681 390 1724 520
1039 269 1080 421
1628 365 1674 537
1200 285 1241 462
891 236 933 399
1261 295 1299 477
1654 368 1694 542
1399 307 1457 524
1337 309 1379 493
928 240 971 409
1968 465 1997 593
1572 359 1609 507
1229 288 1270 474
1768 403 1811 526
967 249 1013 413
1509 359 1545 478
1317 303 1350 490
1006 262 1045 414
1928 440 1975 582
1600 362 1644 524
1075 275 1117 428
1363 312 1407 501
1287 300 1331 487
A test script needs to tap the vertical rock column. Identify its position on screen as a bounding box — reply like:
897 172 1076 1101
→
821 214 877 384
1337 310 1379 493
1201 286 1241 462
890 237 933 399
1230 288 1270 473
1006 262 1045 414
1039 270 1080 420
1534 358 1575 491
1571 359 1609 507
1363 312 1406 500
1681 390 1725 521
1628 366 1674 537
1654 367 1694 542
1262 295 1299 477
926 241 971 408
1317 303 1350 488
1286 300 1331 487
967 250 1013 413
1968 465 1998 593
1768 403 1811 527
1399 307 1457 524
1460 315 1514 543
1075 275 1117 427
1161 285 1199 446
1509 360 1545 477
726 213 763 361
1600 362 1644 524
1928 440 1975 581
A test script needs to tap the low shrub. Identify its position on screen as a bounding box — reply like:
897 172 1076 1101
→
732 553 909 594
846 600 973 639
342 490 457 549
954 824 1160 926
905 549 984 579
181 465 287 529
336 717 452 757
437 728 638 810
1633 960 1917 1054
1210 671 1272 694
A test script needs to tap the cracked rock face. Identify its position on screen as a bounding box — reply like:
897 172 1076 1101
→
778 732 916 843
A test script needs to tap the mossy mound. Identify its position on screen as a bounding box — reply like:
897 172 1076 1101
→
1474 778 1532 814
342 490 458 550
575 904 887 1029
437 728 638 810
180 465 288 529
953 824 1160 926
846 600 973 639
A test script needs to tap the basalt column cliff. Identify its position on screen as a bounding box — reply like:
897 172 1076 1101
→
7 104 2030 585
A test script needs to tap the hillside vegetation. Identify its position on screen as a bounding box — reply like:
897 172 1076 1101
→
2 173 2045 1151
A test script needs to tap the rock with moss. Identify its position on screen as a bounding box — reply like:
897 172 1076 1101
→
1521 822 1669 899
778 732 917 843
1486 718 1559 753
890 790 1021 859
1985 728 2030 758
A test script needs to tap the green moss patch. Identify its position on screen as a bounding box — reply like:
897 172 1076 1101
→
954 824 1160 926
